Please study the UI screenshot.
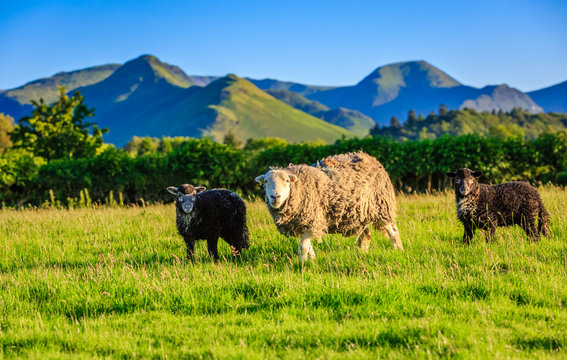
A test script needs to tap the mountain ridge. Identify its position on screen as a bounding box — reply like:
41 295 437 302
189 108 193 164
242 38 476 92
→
70 57 353 145
527 80 567 114
1 55 565 142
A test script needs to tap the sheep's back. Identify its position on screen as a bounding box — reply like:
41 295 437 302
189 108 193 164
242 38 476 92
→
319 151 397 234
196 190 246 220
489 182 542 215
179 190 246 240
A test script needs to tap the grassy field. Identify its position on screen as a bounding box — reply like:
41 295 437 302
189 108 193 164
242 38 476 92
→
0 187 566 358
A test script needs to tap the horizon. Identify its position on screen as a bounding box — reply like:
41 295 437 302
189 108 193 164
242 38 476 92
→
1 0 566 92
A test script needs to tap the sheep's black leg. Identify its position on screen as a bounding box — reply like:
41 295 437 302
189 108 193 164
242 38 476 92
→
463 222 474 245
522 215 539 240
185 239 195 261
207 237 220 261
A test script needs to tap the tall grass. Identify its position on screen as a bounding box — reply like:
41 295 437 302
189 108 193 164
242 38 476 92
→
0 186 565 358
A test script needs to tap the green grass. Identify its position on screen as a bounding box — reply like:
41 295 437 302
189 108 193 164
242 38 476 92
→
0 186 566 358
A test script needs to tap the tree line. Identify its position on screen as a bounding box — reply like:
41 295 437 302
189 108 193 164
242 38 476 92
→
370 105 567 140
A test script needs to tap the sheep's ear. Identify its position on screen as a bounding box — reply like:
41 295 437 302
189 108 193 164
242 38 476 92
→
472 171 483 178
167 186 179 195
195 186 206 193
255 175 265 184
288 174 298 183
446 171 456 178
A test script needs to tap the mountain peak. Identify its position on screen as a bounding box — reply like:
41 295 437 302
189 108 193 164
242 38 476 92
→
358 60 461 89
137 54 159 62
339 60 462 109
110 54 192 88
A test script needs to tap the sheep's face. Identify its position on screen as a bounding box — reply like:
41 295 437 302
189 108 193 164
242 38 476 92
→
446 168 482 196
167 184 206 214
255 170 298 209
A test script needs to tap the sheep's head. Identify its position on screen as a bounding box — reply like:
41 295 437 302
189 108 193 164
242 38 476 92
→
446 168 482 196
255 169 297 209
167 184 206 214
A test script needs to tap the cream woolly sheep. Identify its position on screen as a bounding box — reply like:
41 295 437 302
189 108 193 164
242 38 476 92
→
255 151 403 261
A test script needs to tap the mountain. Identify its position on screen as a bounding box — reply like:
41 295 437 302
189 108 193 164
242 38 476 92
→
527 80 567 113
307 61 543 125
265 89 375 136
1 55 563 142
249 78 334 97
72 56 351 145
0 92 32 120
166 75 353 144
461 84 542 113
4 64 120 105
187 75 219 87
77 55 191 107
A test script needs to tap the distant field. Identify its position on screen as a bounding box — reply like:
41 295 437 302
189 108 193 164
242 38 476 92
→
0 187 566 358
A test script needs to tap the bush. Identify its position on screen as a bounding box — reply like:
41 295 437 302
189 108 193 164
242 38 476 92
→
1 133 566 207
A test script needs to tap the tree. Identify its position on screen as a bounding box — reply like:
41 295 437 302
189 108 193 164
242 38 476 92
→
223 129 242 148
390 116 400 128
10 87 107 161
243 137 287 151
439 104 448 116
0 113 14 152
407 110 417 123
124 136 159 155
426 111 436 121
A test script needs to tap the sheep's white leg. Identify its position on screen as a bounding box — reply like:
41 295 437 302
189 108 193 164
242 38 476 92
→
385 223 404 250
299 231 316 261
356 226 372 252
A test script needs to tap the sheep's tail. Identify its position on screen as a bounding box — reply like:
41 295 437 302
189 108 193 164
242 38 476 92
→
538 202 551 238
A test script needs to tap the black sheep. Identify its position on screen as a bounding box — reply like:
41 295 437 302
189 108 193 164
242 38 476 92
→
447 168 550 244
167 184 249 260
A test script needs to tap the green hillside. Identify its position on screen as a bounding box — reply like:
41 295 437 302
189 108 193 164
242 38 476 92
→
265 89 329 114
265 89 375 136
70 56 352 145
5 64 120 104
167 75 353 143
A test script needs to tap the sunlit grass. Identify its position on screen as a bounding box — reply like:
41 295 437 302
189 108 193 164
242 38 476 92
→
0 186 566 358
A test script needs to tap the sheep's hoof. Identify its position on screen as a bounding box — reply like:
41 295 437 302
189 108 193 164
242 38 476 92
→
357 241 371 252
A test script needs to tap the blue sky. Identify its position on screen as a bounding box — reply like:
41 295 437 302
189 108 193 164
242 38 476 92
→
0 0 565 92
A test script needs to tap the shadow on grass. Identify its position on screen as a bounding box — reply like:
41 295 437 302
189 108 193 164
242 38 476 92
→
513 336 562 351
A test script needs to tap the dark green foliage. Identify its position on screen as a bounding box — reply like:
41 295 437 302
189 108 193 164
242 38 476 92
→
255 133 567 193
0 113 14 152
371 108 567 140
36 138 248 206
1 133 566 207
0 150 45 206
10 88 107 161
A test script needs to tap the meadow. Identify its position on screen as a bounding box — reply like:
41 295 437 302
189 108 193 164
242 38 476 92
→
0 187 566 359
